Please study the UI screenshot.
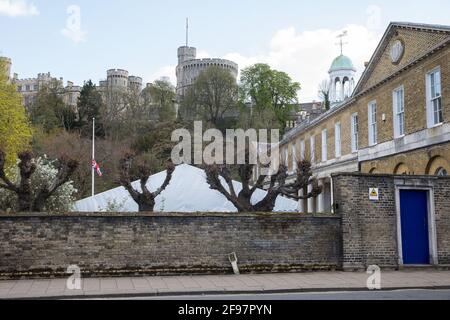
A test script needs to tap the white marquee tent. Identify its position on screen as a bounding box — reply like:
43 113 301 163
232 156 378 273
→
73 164 298 212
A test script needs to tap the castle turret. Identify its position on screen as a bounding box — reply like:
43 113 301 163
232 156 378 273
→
128 75 143 91
107 69 129 89
175 19 238 100
177 46 197 64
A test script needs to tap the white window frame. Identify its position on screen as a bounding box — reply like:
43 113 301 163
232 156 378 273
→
368 101 378 146
351 113 359 153
284 148 288 167
426 67 443 128
335 122 341 158
321 129 327 162
393 86 405 138
310 136 315 163
292 144 297 172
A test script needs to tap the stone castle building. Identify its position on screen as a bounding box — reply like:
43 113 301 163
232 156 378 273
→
99 69 143 93
0 57 82 110
175 45 238 99
266 22 450 213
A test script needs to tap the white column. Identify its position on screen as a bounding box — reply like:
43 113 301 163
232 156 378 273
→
307 184 314 214
330 77 335 102
298 188 305 213
317 179 325 213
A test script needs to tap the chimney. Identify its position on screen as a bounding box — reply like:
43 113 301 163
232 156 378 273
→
364 61 369 68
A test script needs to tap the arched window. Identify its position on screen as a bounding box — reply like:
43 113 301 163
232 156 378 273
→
343 80 350 98
436 167 448 176
425 156 450 176
335 78 341 101
394 163 410 175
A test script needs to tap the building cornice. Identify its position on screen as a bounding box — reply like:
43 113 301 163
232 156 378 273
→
358 123 450 163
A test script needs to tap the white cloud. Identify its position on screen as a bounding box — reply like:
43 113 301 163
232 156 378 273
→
60 5 88 44
225 24 381 102
196 50 211 59
61 28 88 44
148 24 381 101
146 65 177 86
0 0 39 17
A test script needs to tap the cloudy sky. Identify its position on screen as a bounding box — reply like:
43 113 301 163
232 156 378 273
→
1 0 449 102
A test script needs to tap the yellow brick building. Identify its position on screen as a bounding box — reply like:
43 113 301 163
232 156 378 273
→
278 22 450 213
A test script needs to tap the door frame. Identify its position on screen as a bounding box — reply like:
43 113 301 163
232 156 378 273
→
395 185 438 266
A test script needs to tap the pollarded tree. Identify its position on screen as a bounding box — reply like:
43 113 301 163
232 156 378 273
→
118 154 175 212
205 150 322 212
0 150 79 212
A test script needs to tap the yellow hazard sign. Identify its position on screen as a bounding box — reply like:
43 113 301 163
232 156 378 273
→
369 188 379 201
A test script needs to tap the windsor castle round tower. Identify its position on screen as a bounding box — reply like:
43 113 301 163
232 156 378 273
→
175 45 238 99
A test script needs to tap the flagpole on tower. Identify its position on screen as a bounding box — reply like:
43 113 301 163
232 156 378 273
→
92 117 95 198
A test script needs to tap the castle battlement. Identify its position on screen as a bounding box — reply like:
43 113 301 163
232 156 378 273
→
107 69 129 78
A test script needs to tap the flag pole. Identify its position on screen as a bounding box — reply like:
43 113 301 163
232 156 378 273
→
92 117 95 198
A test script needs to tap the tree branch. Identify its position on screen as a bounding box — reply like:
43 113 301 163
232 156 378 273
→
0 150 18 192
152 159 175 198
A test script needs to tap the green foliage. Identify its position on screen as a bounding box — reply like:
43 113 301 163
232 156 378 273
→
239 63 300 130
30 80 77 133
132 121 183 171
0 60 32 167
181 66 238 128
76 80 104 137
147 79 177 122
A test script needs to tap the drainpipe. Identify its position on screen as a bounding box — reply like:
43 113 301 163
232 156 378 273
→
330 175 335 214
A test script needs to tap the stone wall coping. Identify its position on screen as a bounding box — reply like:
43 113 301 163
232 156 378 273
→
0 212 340 219
331 172 449 179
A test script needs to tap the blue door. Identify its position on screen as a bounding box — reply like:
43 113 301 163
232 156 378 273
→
400 190 430 265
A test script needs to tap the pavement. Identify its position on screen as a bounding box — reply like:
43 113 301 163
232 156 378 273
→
1 270 450 299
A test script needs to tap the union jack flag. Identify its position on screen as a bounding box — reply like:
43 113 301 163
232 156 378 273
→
92 159 103 177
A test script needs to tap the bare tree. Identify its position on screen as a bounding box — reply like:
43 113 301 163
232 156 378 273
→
118 154 175 212
0 150 79 212
205 150 322 212
318 79 331 111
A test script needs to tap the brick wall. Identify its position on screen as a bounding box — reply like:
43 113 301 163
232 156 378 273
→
333 173 450 270
0 213 342 279
361 141 450 175
434 178 450 263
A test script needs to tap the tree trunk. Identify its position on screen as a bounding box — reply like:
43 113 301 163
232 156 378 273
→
137 193 156 212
